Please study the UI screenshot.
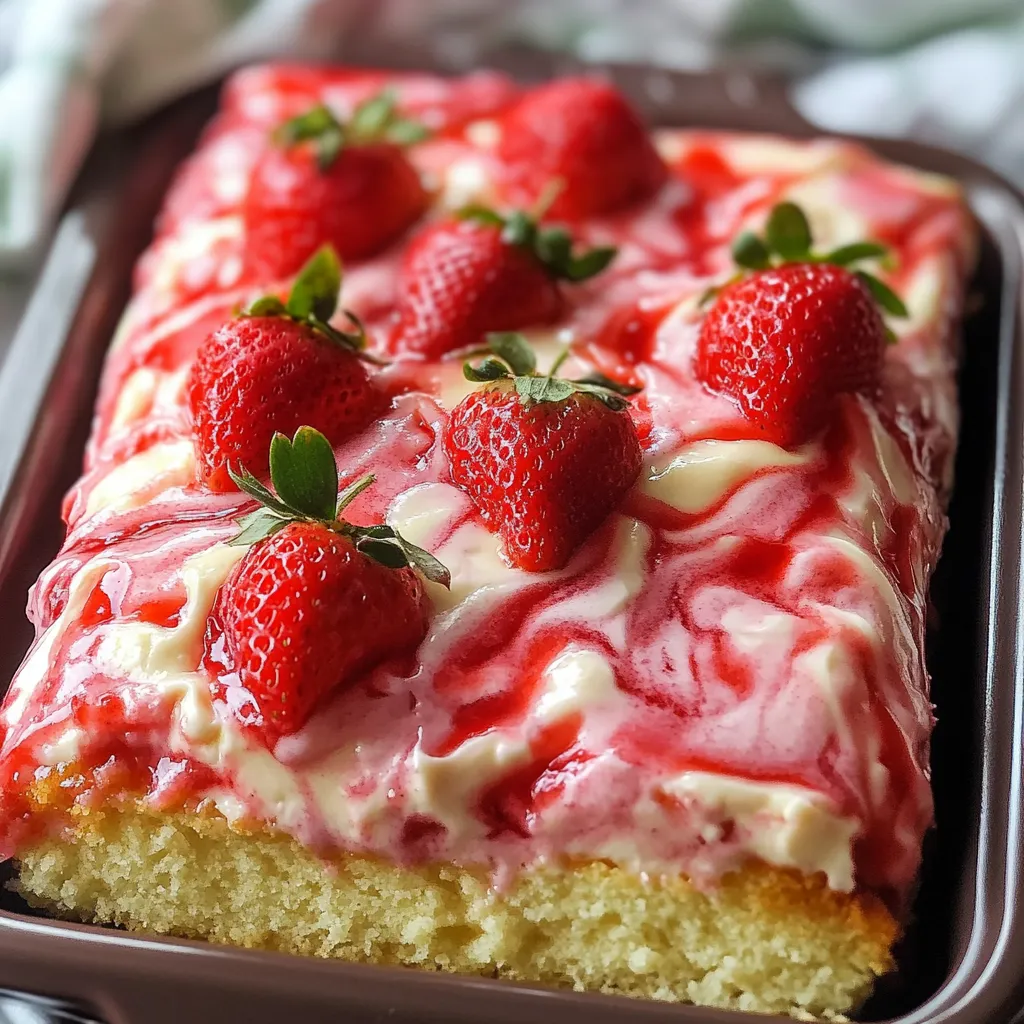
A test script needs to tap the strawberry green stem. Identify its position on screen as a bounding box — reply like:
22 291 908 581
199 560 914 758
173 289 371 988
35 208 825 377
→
530 178 565 221
547 345 572 378
335 472 376 515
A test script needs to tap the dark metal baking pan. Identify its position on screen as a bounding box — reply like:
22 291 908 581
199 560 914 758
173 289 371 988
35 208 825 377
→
0 52 1021 1024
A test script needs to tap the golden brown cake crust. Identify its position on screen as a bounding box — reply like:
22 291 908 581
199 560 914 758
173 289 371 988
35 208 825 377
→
14 805 896 1019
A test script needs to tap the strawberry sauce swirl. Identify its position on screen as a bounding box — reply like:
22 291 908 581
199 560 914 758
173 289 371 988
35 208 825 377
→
0 66 975 905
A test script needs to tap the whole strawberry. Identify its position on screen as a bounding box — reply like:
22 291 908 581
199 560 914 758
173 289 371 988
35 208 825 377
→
496 77 666 220
243 92 429 280
444 333 642 571
188 246 384 491
696 202 908 448
392 203 615 359
208 426 450 744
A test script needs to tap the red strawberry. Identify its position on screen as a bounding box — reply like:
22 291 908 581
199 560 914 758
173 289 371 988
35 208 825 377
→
243 94 429 280
697 264 886 447
496 78 666 220
443 333 642 571
212 522 426 742
208 427 449 743
391 206 615 359
188 246 384 491
695 202 906 448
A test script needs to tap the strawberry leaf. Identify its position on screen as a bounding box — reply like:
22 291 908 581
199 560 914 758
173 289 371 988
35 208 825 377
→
464 358 512 382
349 91 396 141
856 271 909 317
277 104 338 144
501 210 536 249
246 296 289 318
397 537 452 587
353 526 452 587
310 310 369 353
821 241 888 266
731 231 771 270
457 203 616 284
243 245 377 359
227 428 450 583
456 204 505 228
515 376 575 404
314 130 344 171
572 385 630 411
533 225 617 282
358 523 397 539
229 508 290 547
574 372 642 397
229 465 297 518
534 226 572 268
355 536 409 569
765 202 812 261
462 332 639 410
564 245 617 282
269 427 339 521
276 104 345 171
535 226 617 282
486 331 537 376
277 93 427 172
349 90 430 147
287 245 341 322
386 119 430 145
717 202 907 337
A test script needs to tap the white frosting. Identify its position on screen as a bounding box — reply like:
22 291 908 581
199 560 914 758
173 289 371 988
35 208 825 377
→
110 369 159 431
534 647 625 724
409 732 529 840
837 403 920 551
659 772 858 891
896 255 949 337
97 544 243 680
440 157 492 210
39 727 86 766
148 216 243 297
2 558 116 728
85 440 196 517
793 642 861 758
387 481 463 549
644 440 808 514
722 136 849 177
720 605 798 656
388 481 528 611
464 119 499 149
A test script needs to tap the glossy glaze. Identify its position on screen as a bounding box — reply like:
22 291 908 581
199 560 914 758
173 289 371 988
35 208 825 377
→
0 66 975 904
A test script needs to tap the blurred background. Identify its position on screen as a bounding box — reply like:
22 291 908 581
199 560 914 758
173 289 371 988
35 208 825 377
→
0 0 1023 280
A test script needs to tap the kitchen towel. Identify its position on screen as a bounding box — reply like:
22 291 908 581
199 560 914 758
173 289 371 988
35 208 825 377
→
0 0 1021 264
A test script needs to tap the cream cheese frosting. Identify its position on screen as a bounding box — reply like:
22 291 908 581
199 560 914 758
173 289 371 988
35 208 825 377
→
0 66 975 905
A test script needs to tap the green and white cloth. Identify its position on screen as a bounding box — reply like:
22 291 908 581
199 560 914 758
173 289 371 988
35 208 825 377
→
0 0 1022 264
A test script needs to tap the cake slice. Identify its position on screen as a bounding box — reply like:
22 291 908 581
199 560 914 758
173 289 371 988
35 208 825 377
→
0 65 976 1018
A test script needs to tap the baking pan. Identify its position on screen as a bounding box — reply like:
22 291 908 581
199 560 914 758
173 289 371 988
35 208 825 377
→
0 52 1021 1024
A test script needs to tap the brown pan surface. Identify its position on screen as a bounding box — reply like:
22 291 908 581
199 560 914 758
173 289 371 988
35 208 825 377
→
0 52 1021 1024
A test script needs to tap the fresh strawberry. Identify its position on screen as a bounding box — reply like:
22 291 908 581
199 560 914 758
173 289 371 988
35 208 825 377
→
496 77 666 220
391 204 616 359
188 246 384 491
696 202 908 448
243 92 429 280
208 426 450 743
443 333 642 571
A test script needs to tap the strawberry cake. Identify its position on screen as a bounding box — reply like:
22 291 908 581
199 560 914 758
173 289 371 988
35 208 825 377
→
0 65 976 1018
